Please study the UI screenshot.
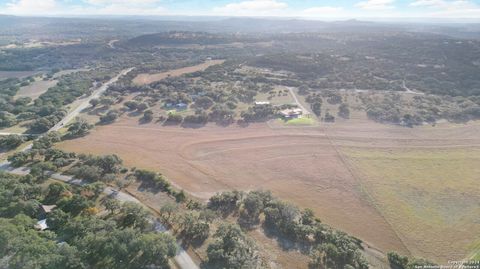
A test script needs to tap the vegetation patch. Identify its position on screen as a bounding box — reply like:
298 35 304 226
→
283 117 316 126
342 147 480 262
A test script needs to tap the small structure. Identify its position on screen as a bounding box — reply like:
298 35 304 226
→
35 219 48 231
280 108 303 119
40 205 56 215
38 204 56 221
175 103 188 110
255 101 270 105
165 102 188 110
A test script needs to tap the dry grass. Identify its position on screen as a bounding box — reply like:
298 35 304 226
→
342 146 480 263
133 60 225 85
56 112 480 264
15 78 57 100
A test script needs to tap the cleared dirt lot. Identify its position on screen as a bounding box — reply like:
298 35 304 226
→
56 115 480 263
57 116 408 254
15 79 57 100
133 60 224 85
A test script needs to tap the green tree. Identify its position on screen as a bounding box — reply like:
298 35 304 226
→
7 152 29 167
0 134 24 150
142 110 153 122
30 161 57 182
66 118 93 138
99 110 119 124
104 198 121 214
43 182 70 204
46 209 70 231
58 195 94 216
338 103 350 119
119 202 149 230
206 223 260 269
160 202 177 224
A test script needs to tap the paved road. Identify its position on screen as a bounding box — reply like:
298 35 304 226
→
1 166 198 269
0 68 133 137
0 67 199 269
50 68 134 132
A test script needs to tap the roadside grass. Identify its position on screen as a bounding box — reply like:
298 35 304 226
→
342 147 480 262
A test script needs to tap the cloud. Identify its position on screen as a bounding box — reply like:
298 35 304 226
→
1 0 167 15
84 0 160 6
213 0 288 15
302 6 346 17
304 6 344 14
4 0 57 15
356 0 395 10
81 0 166 15
409 0 480 17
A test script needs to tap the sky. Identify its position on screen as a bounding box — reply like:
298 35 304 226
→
0 0 479 19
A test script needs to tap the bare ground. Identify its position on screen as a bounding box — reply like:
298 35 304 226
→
15 79 57 100
133 60 224 85
57 116 412 255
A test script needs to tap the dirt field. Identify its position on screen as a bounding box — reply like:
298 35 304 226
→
56 111 480 264
57 116 408 254
133 60 224 85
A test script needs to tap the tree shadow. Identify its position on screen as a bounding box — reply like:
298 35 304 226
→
261 223 312 255
138 117 152 125
136 180 163 194
180 122 207 129
127 111 142 117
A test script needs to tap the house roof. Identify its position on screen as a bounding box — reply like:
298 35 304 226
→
280 108 303 116
41 205 57 213
35 219 48 231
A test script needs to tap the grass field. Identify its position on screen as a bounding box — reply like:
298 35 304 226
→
133 60 224 85
284 117 316 126
341 146 480 262
255 86 295 106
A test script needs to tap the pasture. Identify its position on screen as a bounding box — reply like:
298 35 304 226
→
132 60 224 85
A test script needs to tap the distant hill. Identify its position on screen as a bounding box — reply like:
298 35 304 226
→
123 31 258 47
